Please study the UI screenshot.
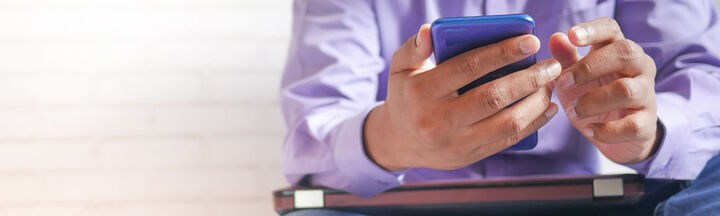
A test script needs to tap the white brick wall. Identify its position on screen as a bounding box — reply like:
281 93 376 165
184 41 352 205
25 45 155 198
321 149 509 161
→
0 0 290 215
1 1 719 215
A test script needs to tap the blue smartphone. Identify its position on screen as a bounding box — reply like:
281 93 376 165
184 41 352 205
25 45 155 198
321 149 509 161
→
431 14 537 150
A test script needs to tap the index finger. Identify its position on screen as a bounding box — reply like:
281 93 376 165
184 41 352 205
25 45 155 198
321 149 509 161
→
419 34 540 96
569 17 625 47
558 38 647 90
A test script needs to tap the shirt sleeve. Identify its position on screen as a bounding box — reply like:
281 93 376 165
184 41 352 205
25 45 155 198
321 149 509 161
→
280 0 404 197
615 0 720 179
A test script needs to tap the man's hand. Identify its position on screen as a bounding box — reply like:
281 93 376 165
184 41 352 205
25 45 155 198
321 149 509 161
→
364 24 561 171
549 17 660 164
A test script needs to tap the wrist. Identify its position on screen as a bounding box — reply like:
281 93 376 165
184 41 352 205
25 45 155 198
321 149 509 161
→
363 104 407 171
648 119 665 158
634 119 665 163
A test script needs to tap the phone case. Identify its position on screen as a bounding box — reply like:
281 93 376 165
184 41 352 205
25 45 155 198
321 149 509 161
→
431 14 537 150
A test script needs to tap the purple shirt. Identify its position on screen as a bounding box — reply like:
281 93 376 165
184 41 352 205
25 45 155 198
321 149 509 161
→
281 0 720 197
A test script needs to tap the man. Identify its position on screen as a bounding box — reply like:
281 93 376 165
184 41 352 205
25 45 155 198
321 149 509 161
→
281 0 720 215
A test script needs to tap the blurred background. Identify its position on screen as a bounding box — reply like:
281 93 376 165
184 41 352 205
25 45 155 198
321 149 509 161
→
0 0 288 215
0 0 718 215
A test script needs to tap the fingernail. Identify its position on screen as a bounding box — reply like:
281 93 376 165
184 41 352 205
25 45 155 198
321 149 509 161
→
573 26 588 44
519 37 537 55
583 127 594 138
544 104 558 118
415 28 422 47
545 61 562 80
566 102 577 119
558 71 575 89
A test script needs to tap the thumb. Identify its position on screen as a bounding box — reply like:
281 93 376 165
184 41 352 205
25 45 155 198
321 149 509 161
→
550 32 583 110
389 24 434 74
549 32 581 69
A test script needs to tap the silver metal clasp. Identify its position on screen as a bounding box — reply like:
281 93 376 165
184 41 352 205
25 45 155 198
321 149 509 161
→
294 190 324 209
593 178 624 198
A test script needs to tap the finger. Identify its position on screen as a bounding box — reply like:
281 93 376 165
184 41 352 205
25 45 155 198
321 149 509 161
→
589 112 657 144
559 71 624 107
465 103 558 162
389 24 434 74
572 78 651 118
549 32 581 68
491 101 558 152
467 85 555 145
568 17 625 47
499 102 557 149
557 39 646 90
448 59 561 125
419 34 540 95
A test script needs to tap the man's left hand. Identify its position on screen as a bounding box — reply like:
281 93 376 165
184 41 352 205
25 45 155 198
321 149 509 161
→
549 17 660 164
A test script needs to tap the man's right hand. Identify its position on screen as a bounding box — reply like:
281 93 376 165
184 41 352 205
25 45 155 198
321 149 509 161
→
364 24 562 171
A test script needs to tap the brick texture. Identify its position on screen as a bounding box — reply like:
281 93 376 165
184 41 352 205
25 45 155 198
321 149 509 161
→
0 0 290 215
1 1 718 215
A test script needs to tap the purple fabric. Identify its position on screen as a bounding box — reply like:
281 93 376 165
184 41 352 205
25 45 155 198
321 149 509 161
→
281 0 720 197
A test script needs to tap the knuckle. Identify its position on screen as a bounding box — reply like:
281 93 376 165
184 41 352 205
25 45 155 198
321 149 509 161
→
540 90 552 108
616 79 636 100
625 117 643 137
600 17 620 33
640 52 657 78
643 54 658 76
456 57 480 77
601 17 619 27
505 133 521 147
497 44 516 63
481 84 507 111
531 87 552 112
529 67 544 90
576 60 593 80
507 113 525 135
574 101 589 117
614 39 640 61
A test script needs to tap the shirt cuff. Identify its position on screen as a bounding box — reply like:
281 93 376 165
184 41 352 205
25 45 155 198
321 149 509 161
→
333 102 406 197
623 93 694 179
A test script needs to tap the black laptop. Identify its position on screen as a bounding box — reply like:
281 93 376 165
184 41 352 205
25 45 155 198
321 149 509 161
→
273 174 646 216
